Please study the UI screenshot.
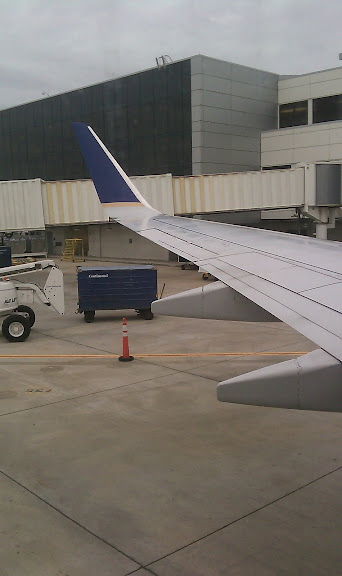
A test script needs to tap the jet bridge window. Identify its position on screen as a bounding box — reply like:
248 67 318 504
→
279 100 308 128
313 94 342 123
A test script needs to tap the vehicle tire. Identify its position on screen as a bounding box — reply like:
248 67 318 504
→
17 305 36 327
141 309 154 320
84 311 95 323
2 314 31 342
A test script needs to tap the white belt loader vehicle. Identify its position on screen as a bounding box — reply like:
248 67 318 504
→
0 260 64 342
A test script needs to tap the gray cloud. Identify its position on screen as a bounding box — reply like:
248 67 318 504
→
1 0 342 109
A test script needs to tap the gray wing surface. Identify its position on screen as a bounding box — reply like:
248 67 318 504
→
120 212 342 363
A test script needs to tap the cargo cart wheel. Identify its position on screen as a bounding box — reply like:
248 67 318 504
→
2 314 31 342
140 310 154 320
17 305 36 327
84 311 95 323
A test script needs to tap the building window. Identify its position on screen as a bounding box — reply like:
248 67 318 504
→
313 94 342 123
262 165 291 170
279 101 308 128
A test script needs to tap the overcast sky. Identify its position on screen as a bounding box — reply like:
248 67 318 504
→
1 0 342 110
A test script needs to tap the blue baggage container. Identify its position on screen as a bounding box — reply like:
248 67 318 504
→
0 246 11 268
77 265 157 322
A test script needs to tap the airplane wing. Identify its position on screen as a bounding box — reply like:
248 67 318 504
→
73 122 342 412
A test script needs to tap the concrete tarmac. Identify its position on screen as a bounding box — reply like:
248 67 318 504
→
0 260 341 575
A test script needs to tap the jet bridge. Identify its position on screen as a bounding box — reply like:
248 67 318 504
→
172 163 342 239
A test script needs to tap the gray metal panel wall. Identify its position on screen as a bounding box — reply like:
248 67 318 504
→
191 56 278 175
316 164 342 206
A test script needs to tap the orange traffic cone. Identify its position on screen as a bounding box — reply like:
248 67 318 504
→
119 317 134 362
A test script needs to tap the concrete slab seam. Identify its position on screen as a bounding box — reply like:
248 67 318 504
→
0 351 310 419
0 370 181 418
30 327 310 360
0 352 308 358
0 469 145 571
144 463 342 569
125 567 159 576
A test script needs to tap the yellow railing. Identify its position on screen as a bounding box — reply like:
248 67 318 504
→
61 238 85 262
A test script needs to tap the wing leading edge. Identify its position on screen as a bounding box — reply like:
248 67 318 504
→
73 123 342 412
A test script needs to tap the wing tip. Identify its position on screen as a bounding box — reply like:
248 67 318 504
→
72 122 143 206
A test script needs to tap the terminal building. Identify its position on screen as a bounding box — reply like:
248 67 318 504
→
262 67 342 168
0 55 280 181
1 55 342 260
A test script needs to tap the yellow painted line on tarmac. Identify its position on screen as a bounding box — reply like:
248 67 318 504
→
137 352 308 357
0 352 308 359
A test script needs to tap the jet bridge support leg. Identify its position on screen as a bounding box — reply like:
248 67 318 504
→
315 223 328 240
302 206 339 240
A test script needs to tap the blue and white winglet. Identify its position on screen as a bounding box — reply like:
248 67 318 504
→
72 122 159 223
73 122 342 412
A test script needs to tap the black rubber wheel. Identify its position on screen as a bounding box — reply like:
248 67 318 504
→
141 309 154 320
84 311 95 323
2 314 31 342
17 305 36 327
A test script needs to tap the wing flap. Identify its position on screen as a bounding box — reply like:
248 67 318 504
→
153 215 342 276
300 282 342 313
202 260 342 362
140 228 218 261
